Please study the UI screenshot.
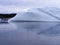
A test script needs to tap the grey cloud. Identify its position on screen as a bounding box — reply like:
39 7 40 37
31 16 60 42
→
0 0 59 9
0 0 59 7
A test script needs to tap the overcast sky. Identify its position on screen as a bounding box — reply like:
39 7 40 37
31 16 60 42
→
0 0 60 12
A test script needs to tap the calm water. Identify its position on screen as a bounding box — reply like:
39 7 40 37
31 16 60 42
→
0 22 60 45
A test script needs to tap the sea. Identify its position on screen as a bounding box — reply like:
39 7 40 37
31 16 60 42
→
0 21 60 45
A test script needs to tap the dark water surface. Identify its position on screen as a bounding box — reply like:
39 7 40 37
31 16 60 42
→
0 22 60 45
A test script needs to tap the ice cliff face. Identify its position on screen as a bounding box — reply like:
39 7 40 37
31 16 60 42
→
12 7 60 21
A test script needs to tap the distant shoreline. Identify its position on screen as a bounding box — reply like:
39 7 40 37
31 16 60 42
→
11 20 60 23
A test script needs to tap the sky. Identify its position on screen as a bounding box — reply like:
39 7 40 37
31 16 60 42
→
0 0 60 12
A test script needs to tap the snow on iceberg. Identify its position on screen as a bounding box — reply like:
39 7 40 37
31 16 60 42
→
11 7 60 21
